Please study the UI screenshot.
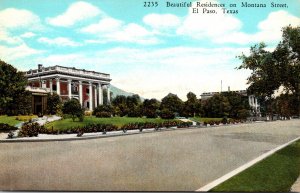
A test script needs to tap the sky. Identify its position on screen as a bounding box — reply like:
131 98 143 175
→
0 0 300 100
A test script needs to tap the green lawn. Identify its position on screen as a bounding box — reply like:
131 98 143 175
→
0 115 21 126
190 117 223 123
46 116 177 130
211 140 300 192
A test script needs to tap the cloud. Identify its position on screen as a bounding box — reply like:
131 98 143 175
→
177 0 242 40
47 1 102 27
0 8 41 46
215 11 300 45
20 32 36 38
80 17 123 34
143 13 182 30
0 30 23 45
81 18 160 45
38 37 81 47
0 43 43 62
0 8 41 30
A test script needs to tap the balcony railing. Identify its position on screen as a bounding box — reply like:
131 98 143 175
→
25 66 110 79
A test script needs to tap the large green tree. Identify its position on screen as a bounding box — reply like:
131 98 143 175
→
274 26 300 116
160 93 184 117
202 94 231 118
237 43 281 119
112 95 128 116
0 60 31 115
182 92 202 117
142 98 160 118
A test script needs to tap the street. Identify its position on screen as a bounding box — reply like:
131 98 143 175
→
0 120 299 191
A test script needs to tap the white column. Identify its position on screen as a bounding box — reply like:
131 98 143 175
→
56 77 60 95
49 79 53 94
107 85 111 104
68 79 72 99
79 81 83 107
98 83 103 105
41 80 46 88
94 85 97 108
89 81 93 111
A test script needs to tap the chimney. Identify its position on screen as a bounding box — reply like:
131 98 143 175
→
228 86 230 92
38 64 43 70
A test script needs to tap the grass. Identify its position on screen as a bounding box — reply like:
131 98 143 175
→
211 140 300 192
0 115 21 126
190 117 223 123
45 116 177 131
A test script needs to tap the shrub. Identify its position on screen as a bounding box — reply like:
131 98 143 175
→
95 112 111 118
221 117 228 124
47 93 62 115
15 115 38 122
84 111 92 116
7 131 14 139
18 122 41 137
160 109 175 119
62 99 84 122
93 105 113 117
0 123 18 131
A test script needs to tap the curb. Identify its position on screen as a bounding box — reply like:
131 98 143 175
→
196 136 300 192
0 126 196 143
0 120 278 143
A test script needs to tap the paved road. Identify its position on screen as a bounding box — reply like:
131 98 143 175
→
0 120 299 191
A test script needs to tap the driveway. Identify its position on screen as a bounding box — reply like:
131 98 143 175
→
0 120 299 191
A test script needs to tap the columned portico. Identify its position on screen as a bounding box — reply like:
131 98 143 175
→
25 65 112 111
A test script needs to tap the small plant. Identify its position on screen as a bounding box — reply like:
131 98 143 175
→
18 122 41 137
77 130 84 137
0 123 18 131
7 131 14 139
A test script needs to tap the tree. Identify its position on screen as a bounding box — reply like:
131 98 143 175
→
160 93 183 117
222 92 250 119
202 94 231 118
62 98 84 121
47 93 62 115
112 95 128 116
0 60 31 115
126 94 142 117
274 26 300 116
182 92 202 117
237 43 281 119
142 98 160 118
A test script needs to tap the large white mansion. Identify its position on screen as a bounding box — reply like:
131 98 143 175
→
24 64 111 114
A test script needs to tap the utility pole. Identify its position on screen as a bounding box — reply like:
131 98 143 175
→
221 80 222 93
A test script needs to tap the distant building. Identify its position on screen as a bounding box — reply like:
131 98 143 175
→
24 64 111 115
200 89 260 116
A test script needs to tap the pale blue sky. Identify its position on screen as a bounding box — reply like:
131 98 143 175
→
0 0 299 99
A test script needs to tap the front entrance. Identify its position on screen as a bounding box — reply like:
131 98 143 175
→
32 95 47 115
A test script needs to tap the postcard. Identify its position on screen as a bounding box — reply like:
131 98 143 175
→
0 0 299 191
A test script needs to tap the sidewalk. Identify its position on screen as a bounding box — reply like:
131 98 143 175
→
291 176 300 192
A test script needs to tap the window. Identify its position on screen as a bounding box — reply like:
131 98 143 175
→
86 88 89 94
